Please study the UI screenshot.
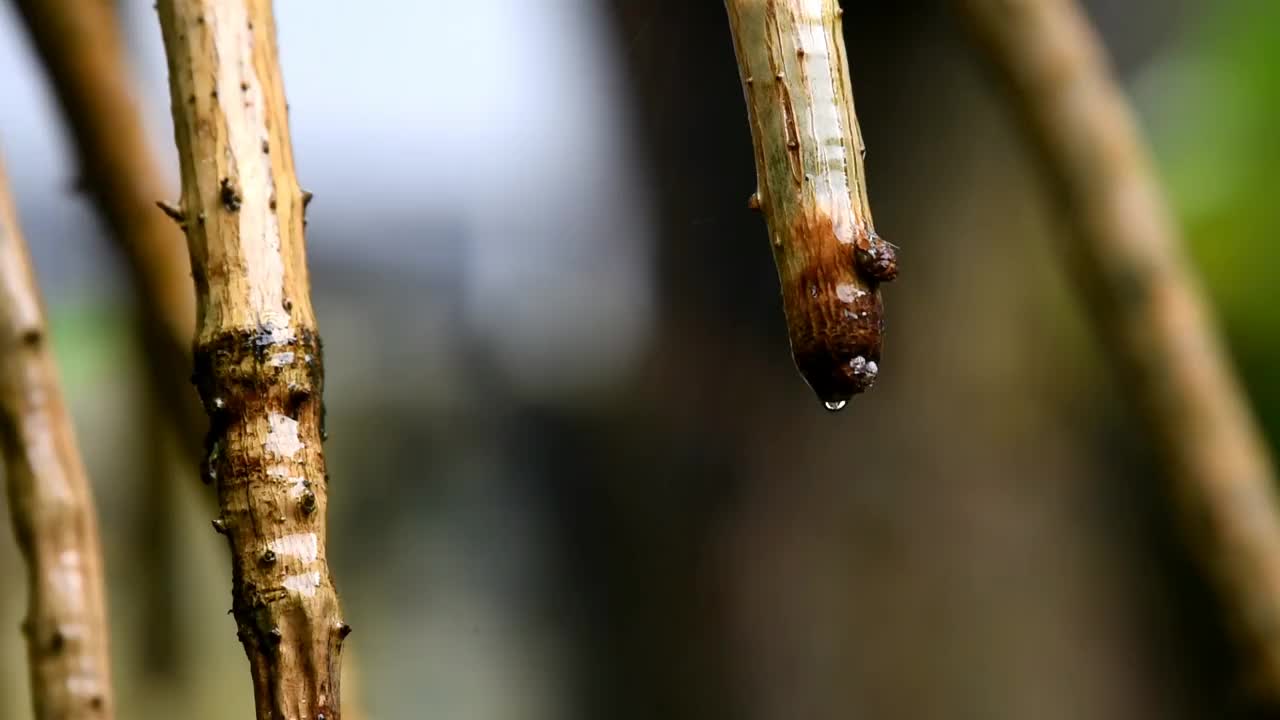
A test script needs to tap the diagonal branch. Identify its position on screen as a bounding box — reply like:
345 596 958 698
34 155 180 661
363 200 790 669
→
957 0 1280 699
154 1 347 717
0 152 115 719
11 0 205 460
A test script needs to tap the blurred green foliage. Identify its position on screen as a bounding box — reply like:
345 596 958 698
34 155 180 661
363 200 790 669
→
1146 0 1280 438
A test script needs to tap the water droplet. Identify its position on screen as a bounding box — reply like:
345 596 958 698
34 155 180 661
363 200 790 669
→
824 400 847 412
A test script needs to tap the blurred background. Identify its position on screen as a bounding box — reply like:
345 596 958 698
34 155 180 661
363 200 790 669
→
0 0 1278 718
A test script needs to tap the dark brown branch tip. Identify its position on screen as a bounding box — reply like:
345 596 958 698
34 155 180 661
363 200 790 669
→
302 190 314 208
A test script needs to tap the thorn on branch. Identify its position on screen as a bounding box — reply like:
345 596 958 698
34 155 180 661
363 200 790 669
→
156 200 186 227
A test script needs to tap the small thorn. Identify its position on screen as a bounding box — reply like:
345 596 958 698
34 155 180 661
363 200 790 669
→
212 518 228 535
335 621 352 639
301 190 314 208
747 192 761 211
156 200 186 226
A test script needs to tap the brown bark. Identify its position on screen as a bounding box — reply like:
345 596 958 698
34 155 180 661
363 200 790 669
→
0 155 115 719
724 0 897 409
155 2 347 718
957 0 1280 701
11 0 204 460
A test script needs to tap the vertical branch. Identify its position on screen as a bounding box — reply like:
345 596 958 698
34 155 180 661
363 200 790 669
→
0 154 115 719
957 0 1280 699
155 2 347 718
724 0 897 410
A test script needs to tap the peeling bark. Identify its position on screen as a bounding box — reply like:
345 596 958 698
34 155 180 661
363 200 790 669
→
0 155 115 720
958 0 1280 702
725 0 896 408
155 1 346 717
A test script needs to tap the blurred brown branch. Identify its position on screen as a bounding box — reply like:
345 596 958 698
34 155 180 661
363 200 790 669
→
155 0 348 717
11 0 204 458
0 153 115 719
958 0 1280 701
12 0 207 680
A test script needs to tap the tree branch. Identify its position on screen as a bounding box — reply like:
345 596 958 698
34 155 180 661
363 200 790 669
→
0 153 115 719
11 0 205 460
724 0 897 410
155 2 347 717
957 0 1280 699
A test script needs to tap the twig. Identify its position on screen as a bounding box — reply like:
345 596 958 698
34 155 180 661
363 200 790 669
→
724 0 897 410
154 1 347 717
0 153 115 719
957 0 1280 699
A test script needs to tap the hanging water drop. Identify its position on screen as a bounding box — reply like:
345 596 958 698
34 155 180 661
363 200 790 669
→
824 399 847 412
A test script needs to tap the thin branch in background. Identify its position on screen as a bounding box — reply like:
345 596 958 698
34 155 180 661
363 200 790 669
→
0 153 115 719
154 1 348 717
136 400 181 674
957 0 1280 701
10 0 205 459
724 0 897 411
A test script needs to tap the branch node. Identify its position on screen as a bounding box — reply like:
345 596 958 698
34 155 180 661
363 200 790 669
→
219 178 241 212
